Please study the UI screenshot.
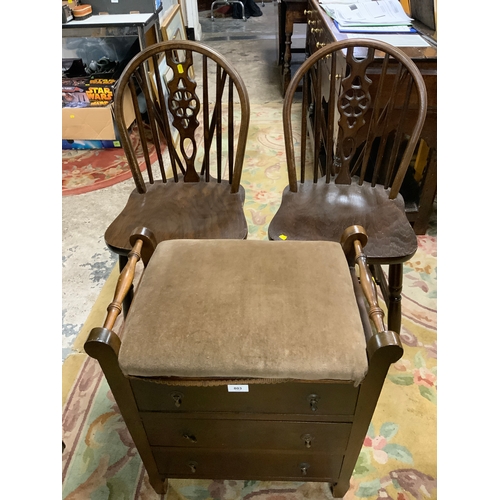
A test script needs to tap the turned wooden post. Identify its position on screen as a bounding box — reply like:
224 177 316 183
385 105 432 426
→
336 225 403 498
104 239 143 330
84 227 166 494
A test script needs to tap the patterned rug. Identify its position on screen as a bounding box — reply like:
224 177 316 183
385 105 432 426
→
62 101 437 499
62 125 157 197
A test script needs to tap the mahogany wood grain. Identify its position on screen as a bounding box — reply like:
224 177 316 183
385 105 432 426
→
130 378 359 416
152 447 343 480
141 414 351 451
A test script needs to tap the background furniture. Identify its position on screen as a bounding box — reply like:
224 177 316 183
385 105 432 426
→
62 12 161 50
104 41 250 272
268 39 427 334
277 0 307 96
85 225 403 498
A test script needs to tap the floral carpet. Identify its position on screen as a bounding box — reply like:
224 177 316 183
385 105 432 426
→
62 102 437 499
62 125 157 197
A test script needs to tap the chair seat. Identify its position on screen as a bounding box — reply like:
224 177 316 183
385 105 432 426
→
118 239 369 384
105 179 247 255
268 179 418 263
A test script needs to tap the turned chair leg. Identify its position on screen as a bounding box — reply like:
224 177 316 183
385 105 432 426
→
387 263 403 334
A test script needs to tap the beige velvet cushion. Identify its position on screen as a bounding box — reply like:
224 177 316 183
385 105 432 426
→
118 239 369 384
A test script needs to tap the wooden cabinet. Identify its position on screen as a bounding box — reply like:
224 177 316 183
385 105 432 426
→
130 378 359 482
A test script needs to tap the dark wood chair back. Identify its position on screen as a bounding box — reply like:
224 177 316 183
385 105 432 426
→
284 39 427 200
114 40 250 194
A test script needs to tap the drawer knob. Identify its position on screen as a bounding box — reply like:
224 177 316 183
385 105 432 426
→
188 461 198 473
301 433 314 448
300 462 310 476
170 391 184 408
311 28 322 34
308 394 320 411
183 433 197 443
304 9 312 15
316 42 326 49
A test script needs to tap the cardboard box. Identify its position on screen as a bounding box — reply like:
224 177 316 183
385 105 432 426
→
62 86 135 142
62 139 123 149
88 0 162 15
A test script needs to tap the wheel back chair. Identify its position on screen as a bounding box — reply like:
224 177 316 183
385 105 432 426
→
85 225 403 498
105 41 250 272
268 39 428 334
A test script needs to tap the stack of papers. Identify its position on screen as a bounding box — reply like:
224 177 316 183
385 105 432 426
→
320 0 416 33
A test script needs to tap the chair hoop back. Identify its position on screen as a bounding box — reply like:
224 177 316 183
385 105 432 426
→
114 40 250 195
283 39 427 199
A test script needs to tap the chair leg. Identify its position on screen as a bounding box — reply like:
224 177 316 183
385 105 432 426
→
387 263 403 334
368 263 402 334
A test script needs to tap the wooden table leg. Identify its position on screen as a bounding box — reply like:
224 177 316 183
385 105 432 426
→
278 2 285 66
282 9 295 95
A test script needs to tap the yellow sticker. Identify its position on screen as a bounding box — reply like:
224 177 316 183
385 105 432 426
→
177 64 184 74
70 114 75 119
68 0 73 3
113 141 120 147
279 234 287 240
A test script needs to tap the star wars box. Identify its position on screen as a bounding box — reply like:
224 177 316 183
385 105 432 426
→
62 76 118 107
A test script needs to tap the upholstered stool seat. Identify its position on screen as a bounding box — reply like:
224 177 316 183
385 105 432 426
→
86 227 403 497
118 239 369 384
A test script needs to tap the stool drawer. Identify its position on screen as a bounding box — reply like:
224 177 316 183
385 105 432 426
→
152 447 342 481
131 380 359 416
142 413 351 451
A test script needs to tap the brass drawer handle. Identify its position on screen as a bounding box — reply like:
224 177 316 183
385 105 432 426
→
300 462 310 476
304 9 312 15
311 28 322 34
301 433 314 448
182 433 197 443
307 394 320 411
170 391 184 408
316 42 326 49
188 460 198 473
308 19 316 25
